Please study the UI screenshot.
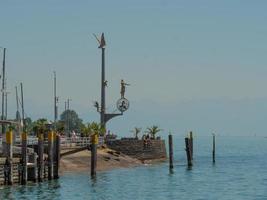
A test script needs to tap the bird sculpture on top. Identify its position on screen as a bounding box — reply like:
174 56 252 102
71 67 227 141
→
93 33 106 48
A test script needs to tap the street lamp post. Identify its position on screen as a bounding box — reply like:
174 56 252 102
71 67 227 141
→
100 47 105 128
0 47 6 136
53 71 58 131
66 98 71 137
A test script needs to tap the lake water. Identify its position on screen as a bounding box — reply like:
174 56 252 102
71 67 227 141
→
1 135 267 200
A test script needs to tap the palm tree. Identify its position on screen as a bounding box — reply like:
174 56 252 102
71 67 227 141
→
32 118 48 136
8 124 16 131
89 122 106 136
130 127 142 139
81 123 91 137
146 125 162 139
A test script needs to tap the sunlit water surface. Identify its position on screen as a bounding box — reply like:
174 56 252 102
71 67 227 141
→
1 136 267 200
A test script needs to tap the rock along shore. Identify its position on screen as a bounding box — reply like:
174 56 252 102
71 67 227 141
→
60 147 142 173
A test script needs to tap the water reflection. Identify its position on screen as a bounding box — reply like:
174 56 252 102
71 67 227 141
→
0 179 61 200
0 136 266 200
90 175 97 187
0 186 14 200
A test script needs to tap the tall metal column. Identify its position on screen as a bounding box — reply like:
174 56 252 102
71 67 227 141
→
66 98 71 136
94 33 123 130
100 47 105 128
54 71 58 130
15 86 20 120
20 83 27 184
5 89 7 120
2 48 6 134
15 86 21 138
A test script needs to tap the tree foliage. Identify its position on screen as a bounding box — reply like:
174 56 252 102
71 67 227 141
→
32 118 49 135
60 110 83 133
55 120 65 133
146 125 162 139
81 122 106 137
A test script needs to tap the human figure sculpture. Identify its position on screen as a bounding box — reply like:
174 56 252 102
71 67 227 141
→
120 79 130 98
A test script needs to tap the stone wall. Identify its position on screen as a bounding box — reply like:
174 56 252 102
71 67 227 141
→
106 139 167 161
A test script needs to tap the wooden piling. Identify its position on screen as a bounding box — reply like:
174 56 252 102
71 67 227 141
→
48 131 54 180
185 137 192 167
33 152 37 182
212 134 215 163
37 132 44 182
4 158 11 185
6 129 13 185
91 133 98 177
21 132 27 184
168 134 173 170
18 158 23 184
189 131 193 160
53 134 60 179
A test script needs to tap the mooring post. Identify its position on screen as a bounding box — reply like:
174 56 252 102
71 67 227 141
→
91 133 98 177
53 133 60 179
37 132 44 182
32 152 37 182
21 132 28 184
6 129 13 185
212 134 216 163
53 133 56 178
4 158 10 185
185 137 192 167
168 134 173 170
48 130 54 180
18 158 23 184
43 157 47 179
189 131 193 160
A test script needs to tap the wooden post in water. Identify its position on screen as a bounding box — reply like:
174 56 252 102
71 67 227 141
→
32 152 37 182
6 129 13 185
185 137 192 167
21 132 27 184
48 131 54 180
189 131 193 160
53 133 56 178
37 132 44 182
53 134 60 179
212 133 215 163
168 134 173 170
91 133 98 177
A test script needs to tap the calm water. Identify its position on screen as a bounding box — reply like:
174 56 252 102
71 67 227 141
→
1 135 267 200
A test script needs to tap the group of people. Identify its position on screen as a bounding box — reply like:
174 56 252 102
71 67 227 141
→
142 134 152 149
105 130 117 141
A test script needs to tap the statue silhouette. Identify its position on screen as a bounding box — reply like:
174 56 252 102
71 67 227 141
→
120 79 130 98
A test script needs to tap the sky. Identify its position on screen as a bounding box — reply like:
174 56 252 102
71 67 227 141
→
0 0 267 136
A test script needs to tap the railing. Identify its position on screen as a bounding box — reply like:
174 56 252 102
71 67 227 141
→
61 137 91 147
57 136 104 147
1 136 104 147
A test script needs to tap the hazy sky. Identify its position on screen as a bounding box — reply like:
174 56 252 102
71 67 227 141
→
1 1 267 136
